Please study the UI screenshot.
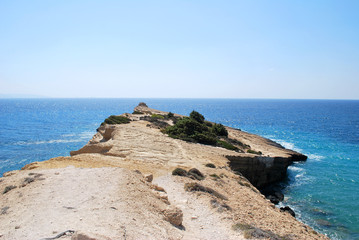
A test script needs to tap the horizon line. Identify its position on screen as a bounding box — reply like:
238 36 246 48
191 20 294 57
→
0 96 359 101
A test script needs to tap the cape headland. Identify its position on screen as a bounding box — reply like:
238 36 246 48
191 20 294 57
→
0 103 328 240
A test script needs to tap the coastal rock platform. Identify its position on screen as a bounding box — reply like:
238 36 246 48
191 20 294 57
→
0 103 328 240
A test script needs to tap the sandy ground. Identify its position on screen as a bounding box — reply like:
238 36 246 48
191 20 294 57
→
0 167 183 240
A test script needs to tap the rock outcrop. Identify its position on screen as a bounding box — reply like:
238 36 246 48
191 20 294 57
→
71 103 307 188
0 103 328 240
226 155 300 189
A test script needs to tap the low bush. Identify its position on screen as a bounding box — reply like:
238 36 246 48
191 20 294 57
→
187 168 205 180
3 185 16 194
205 163 216 168
184 182 227 200
172 168 187 176
165 117 207 139
209 174 220 180
217 140 239 151
164 110 239 152
151 114 165 120
211 123 228 137
132 111 144 114
167 112 174 118
24 177 34 183
247 149 263 155
190 110 205 123
192 132 217 145
232 223 289 240
204 121 213 127
103 115 131 125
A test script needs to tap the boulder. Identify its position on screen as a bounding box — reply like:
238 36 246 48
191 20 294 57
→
71 231 111 240
274 191 284 201
138 102 148 107
267 195 279 205
163 207 183 226
280 206 295 217
144 174 153 182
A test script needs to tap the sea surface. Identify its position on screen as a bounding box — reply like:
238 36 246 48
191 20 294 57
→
0 98 358 239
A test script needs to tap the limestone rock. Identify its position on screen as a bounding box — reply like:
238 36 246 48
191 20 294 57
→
151 184 166 192
163 206 183 226
138 102 148 107
71 231 111 240
227 155 292 189
280 206 296 217
145 174 153 182
267 195 279 205
3 170 20 177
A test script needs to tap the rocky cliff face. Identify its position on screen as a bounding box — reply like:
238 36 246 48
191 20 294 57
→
224 126 307 189
226 155 293 189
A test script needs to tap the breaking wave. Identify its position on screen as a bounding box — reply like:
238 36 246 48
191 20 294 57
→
13 131 94 146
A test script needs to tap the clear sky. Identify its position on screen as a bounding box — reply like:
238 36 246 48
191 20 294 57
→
1 0 359 99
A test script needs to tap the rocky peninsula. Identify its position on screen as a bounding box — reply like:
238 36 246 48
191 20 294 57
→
0 103 328 240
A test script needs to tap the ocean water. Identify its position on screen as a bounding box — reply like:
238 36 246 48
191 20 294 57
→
0 98 358 239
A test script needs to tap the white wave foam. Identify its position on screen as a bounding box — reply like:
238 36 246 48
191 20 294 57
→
307 154 324 161
13 131 95 146
295 172 305 179
288 166 304 172
79 132 95 139
270 138 303 152
15 139 84 145
294 173 314 185
61 133 76 137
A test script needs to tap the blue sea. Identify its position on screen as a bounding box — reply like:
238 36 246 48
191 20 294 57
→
0 98 358 239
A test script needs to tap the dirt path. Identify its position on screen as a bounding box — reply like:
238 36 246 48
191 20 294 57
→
153 174 244 240
0 167 183 240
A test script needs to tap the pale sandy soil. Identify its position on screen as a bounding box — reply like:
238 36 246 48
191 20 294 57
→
0 167 184 240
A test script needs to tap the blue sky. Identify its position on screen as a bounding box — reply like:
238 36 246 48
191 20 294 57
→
1 0 358 99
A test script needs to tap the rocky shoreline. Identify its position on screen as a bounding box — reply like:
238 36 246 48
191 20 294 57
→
0 103 329 239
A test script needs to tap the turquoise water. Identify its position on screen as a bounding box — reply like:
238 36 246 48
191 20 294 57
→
0 98 358 239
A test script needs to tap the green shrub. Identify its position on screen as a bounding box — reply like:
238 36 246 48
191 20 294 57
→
132 111 144 114
192 132 217 145
205 163 216 168
166 117 207 137
3 185 16 194
217 140 239 151
204 121 213 127
164 110 239 151
211 123 228 137
103 115 131 125
231 223 289 239
247 149 263 155
151 114 165 120
188 168 205 180
184 182 227 200
190 110 205 123
172 168 187 176
209 174 220 180
167 112 174 118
